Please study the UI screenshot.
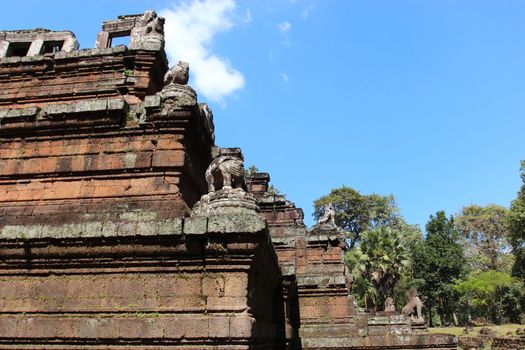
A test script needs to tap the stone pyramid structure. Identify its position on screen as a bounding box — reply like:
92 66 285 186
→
0 11 457 349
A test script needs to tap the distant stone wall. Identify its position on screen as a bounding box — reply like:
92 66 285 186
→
492 336 525 350
458 335 489 349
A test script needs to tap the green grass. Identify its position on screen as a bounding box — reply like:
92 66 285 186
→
429 324 523 337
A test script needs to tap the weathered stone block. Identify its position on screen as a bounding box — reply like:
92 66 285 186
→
5 107 38 119
207 214 266 234
157 218 183 235
229 315 256 338
183 216 207 234
144 94 161 108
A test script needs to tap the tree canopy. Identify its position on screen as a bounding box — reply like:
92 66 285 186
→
313 186 403 248
413 211 466 326
454 270 513 306
346 226 411 308
454 204 511 272
454 270 523 324
508 161 525 280
313 179 525 325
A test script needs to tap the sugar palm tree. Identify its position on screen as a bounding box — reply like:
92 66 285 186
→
350 226 411 307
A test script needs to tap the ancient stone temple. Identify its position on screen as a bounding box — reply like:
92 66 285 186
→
0 11 457 349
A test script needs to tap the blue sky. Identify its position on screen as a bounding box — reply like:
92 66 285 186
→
4 0 525 229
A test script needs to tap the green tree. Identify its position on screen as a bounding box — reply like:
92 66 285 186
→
494 277 525 324
347 226 412 310
393 224 424 311
454 270 520 324
508 161 525 280
454 204 512 272
313 186 403 248
413 211 466 326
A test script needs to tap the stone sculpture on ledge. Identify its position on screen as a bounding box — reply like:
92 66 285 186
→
159 61 197 112
192 148 259 216
142 10 165 44
402 287 425 324
384 297 396 314
164 61 189 86
311 202 343 235
205 155 245 192
317 202 336 228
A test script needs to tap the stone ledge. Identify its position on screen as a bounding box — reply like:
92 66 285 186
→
271 236 297 245
0 97 128 121
0 214 268 240
207 214 266 234
0 313 253 340
0 46 129 65
297 274 347 288
0 218 183 240
0 97 129 132
183 216 208 235
0 43 163 66
306 233 344 242
302 333 457 349
184 214 267 235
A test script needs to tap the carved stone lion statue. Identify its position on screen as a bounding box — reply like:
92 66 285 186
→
205 155 245 193
402 287 424 323
384 297 395 313
164 61 189 86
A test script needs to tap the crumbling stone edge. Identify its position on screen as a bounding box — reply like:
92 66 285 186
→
0 214 268 240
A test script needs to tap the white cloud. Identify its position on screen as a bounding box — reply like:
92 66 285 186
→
243 9 253 23
280 73 289 83
301 5 314 19
278 21 291 32
160 0 245 103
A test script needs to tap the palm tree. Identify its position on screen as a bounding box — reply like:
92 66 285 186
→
349 226 411 308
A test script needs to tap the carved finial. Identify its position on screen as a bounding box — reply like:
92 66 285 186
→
191 148 259 216
317 202 336 229
164 61 189 86
144 10 165 36
205 155 245 193
401 287 425 324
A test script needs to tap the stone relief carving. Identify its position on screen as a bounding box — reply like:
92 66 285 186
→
401 287 425 324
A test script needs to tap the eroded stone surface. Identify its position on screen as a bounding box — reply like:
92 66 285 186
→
96 11 165 50
0 28 78 58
